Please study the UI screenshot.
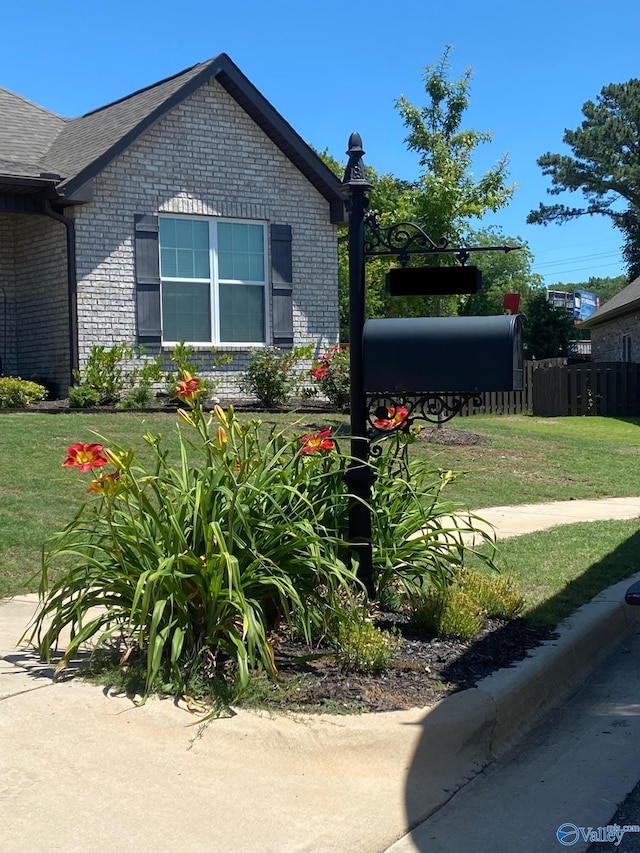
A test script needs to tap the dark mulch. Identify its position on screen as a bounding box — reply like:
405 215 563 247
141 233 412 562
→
418 426 490 446
249 615 558 714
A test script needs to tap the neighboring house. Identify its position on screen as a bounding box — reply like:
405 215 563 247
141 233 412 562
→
0 54 345 397
579 275 639 363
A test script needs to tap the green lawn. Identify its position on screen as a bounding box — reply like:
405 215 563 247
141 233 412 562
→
2 411 640 613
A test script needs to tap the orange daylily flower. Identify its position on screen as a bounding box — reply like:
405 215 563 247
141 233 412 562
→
63 443 109 473
372 406 409 430
87 471 121 494
175 371 202 403
298 427 335 455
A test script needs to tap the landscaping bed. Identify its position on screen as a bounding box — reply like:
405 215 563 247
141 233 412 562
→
241 616 557 713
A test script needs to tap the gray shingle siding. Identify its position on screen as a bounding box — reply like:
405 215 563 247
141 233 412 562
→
73 78 339 398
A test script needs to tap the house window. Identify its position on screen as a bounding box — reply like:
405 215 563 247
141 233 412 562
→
623 334 632 363
159 216 266 345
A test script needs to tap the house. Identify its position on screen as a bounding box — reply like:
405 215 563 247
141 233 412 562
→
579 275 639 363
0 54 345 397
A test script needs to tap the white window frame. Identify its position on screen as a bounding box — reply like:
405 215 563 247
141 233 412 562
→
159 214 269 347
623 334 632 363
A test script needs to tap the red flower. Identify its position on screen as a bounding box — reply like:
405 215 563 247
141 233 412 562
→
311 367 329 380
63 443 109 473
298 427 335 455
372 406 409 430
175 371 202 403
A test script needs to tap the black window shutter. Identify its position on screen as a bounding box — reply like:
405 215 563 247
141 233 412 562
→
135 214 161 345
270 223 293 349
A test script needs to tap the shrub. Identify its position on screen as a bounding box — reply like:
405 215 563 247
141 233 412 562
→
310 345 350 410
240 345 313 407
68 385 101 409
457 569 524 619
0 377 47 408
117 385 155 410
410 588 484 639
26 380 497 702
73 343 164 404
334 608 401 674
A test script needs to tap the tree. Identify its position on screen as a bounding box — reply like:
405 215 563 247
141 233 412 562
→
321 48 517 337
459 228 542 316
521 291 576 360
527 79 640 280
396 47 514 245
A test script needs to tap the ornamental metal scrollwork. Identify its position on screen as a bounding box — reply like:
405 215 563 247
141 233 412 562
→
364 215 448 266
366 392 484 438
363 212 520 267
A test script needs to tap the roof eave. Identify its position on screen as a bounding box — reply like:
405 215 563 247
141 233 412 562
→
580 299 640 329
59 54 346 224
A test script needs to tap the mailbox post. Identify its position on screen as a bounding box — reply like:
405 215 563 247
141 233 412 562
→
342 134 376 596
341 133 521 596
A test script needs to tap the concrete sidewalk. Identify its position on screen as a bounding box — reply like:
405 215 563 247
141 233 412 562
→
1 498 640 852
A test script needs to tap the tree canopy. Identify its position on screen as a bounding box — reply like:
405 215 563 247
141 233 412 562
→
320 48 520 337
527 79 640 280
522 291 576 360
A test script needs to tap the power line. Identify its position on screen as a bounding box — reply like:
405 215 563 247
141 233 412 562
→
532 251 621 270
543 260 625 279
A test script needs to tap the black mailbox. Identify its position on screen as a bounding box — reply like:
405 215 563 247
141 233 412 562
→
363 315 523 393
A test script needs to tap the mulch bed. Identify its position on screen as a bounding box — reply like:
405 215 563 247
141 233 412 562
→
249 615 558 714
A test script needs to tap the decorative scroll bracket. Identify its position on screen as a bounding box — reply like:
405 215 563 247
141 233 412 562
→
366 392 484 438
363 214 520 267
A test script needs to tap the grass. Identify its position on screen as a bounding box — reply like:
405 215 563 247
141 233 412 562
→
2 410 640 611
470 518 640 627
413 414 640 508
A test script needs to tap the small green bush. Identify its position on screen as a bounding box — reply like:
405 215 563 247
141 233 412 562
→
68 385 101 409
334 612 401 674
240 345 313 407
411 588 485 639
458 569 524 619
73 342 164 404
0 377 47 408
117 385 155 410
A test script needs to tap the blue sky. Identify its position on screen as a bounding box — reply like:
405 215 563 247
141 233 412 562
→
3 0 639 288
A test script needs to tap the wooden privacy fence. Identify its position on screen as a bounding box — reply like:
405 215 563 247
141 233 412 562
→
532 362 640 417
453 360 549 417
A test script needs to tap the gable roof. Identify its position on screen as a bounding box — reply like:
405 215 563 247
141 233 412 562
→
0 54 346 223
579 275 640 328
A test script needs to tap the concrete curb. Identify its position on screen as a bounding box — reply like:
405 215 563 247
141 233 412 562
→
387 572 640 850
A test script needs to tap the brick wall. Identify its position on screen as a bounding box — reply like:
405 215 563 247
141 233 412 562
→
1 214 69 393
72 77 339 398
591 312 640 363
0 215 17 376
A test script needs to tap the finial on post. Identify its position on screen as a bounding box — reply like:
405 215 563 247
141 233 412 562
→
343 132 373 189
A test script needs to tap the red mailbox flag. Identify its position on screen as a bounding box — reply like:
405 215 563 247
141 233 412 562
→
503 293 521 314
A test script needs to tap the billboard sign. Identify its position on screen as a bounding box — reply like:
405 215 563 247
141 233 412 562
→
573 290 599 321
